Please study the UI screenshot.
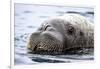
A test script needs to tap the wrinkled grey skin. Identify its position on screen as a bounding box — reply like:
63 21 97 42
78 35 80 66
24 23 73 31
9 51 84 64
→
27 14 94 55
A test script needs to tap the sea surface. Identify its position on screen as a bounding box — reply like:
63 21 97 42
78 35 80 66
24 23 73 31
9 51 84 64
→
14 3 94 65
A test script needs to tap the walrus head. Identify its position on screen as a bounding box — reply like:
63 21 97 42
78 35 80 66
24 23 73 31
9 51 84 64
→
27 14 94 55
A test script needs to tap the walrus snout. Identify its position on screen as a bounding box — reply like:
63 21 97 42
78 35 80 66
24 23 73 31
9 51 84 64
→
27 32 64 55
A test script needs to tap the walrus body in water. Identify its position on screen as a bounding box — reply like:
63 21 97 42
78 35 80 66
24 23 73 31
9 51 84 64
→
27 14 94 55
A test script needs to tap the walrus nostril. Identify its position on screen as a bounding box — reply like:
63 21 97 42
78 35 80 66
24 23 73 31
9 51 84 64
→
33 46 37 51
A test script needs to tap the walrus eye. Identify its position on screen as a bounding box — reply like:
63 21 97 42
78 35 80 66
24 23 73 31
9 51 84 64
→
44 25 51 31
67 26 75 34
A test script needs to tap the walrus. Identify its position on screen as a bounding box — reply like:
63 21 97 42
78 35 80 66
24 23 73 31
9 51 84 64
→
27 14 94 55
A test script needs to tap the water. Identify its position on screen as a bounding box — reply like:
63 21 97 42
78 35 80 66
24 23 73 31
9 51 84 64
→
14 3 94 65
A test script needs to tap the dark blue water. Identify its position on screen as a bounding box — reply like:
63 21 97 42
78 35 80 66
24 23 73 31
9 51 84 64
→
14 3 94 65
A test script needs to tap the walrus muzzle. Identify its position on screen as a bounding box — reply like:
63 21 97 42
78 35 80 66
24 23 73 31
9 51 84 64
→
27 32 64 55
